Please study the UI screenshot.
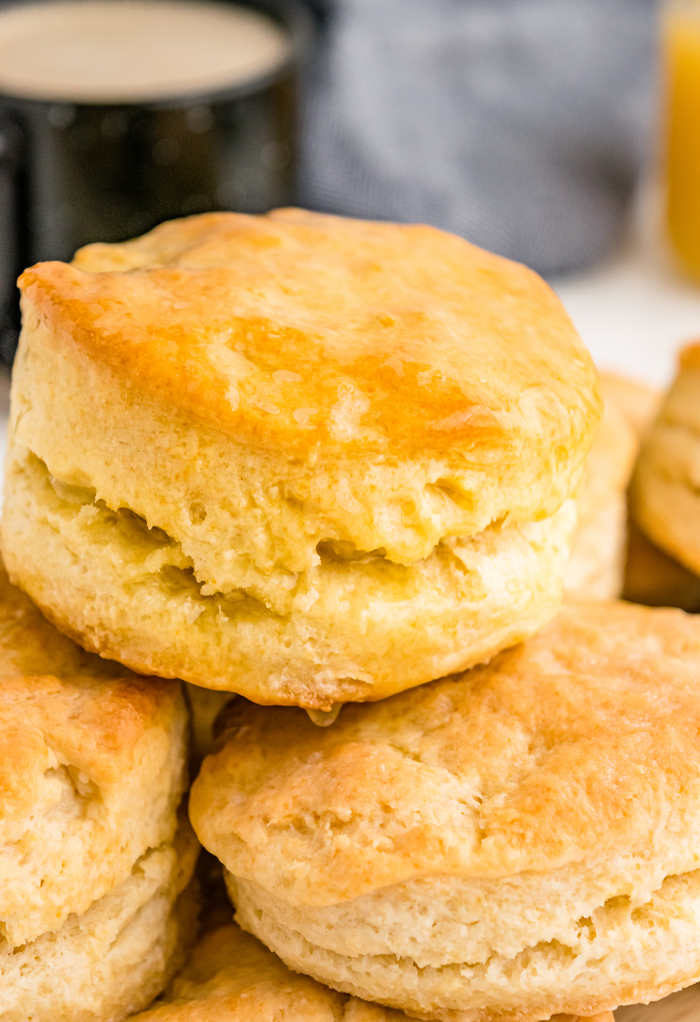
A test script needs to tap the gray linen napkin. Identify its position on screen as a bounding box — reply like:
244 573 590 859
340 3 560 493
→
299 0 658 276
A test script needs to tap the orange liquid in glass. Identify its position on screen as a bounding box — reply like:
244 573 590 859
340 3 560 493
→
664 5 700 277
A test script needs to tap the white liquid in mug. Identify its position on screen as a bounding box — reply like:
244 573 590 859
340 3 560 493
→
0 0 291 102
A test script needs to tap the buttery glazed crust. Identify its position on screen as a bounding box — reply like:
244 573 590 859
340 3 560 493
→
632 343 700 575
192 598 700 902
4 209 599 704
0 560 188 948
54 208 598 469
131 923 612 1022
191 601 700 1020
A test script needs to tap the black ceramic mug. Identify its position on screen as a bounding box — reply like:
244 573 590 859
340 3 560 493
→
0 0 312 361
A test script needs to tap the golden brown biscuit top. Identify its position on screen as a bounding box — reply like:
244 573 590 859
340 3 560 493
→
0 562 183 806
132 922 612 1022
191 600 700 906
20 209 600 460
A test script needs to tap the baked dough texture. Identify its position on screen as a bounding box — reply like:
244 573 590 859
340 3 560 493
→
0 561 188 948
0 820 199 1022
191 601 700 1021
565 374 638 600
2 447 575 708
0 561 196 1019
632 343 700 576
3 209 600 707
131 922 612 1022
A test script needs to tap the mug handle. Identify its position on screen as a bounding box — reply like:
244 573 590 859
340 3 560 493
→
0 115 24 364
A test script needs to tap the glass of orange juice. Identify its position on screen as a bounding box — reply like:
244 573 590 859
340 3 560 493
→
663 0 700 277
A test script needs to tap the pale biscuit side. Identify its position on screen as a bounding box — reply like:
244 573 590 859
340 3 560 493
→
130 921 613 1022
0 821 199 1022
2 444 574 705
231 868 700 1022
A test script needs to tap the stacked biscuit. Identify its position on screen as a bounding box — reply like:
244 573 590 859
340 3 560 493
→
0 208 698 1020
191 603 700 1021
0 565 196 1021
5 209 600 706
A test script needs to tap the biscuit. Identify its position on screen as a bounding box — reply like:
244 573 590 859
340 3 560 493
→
0 560 188 947
3 209 600 707
0 819 199 1022
631 342 700 575
131 921 612 1022
191 600 700 1022
0 560 195 1019
565 374 638 600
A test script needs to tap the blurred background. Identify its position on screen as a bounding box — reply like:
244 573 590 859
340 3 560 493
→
301 0 656 278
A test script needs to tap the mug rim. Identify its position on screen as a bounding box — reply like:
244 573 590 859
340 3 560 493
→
0 0 315 108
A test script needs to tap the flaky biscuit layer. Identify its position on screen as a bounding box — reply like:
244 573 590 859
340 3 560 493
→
132 921 612 1022
0 560 187 947
0 822 198 1022
231 868 700 1022
2 446 575 706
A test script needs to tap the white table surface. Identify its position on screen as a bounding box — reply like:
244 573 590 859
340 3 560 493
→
554 241 700 389
2 251 700 1020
